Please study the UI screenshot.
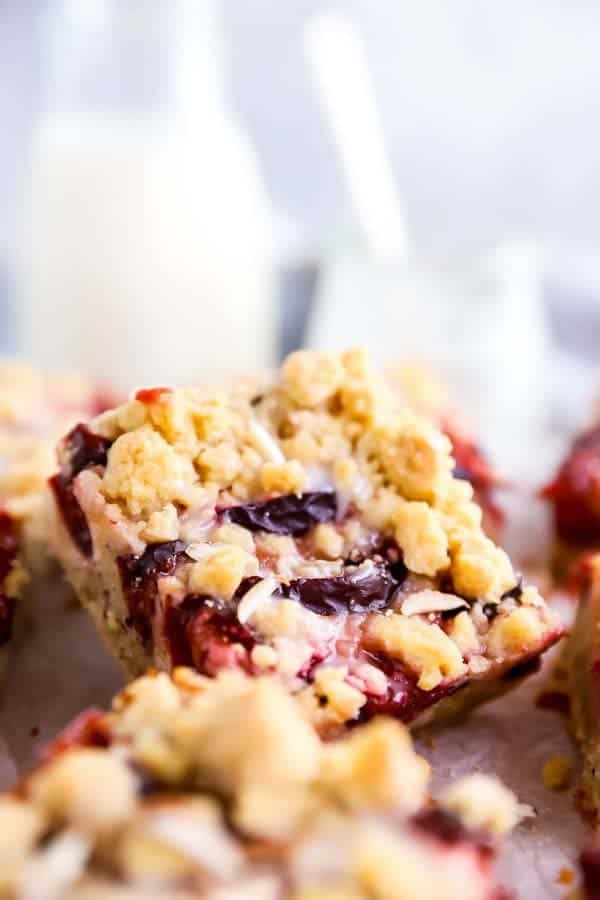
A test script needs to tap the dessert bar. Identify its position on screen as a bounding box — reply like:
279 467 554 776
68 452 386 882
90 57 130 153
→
52 349 563 731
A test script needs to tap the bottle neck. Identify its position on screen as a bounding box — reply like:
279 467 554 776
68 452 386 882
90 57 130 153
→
41 0 226 122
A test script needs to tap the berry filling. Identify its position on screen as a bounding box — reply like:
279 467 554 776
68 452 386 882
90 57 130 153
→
164 592 256 673
0 512 18 647
542 425 600 544
224 491 338 536
283 562 405 616
118 541 185 643
41 708 109 762
414 808 490 853
357 651 467 724
113 536 541 726
50 424 113 558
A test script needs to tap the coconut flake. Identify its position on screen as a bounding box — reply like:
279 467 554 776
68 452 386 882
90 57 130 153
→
145 809 243 876
21 830 90 900
348 559 375 582
185 542 227 562
248 419 285 464
304 464 335 493
400 590 467 617
237 577 279 624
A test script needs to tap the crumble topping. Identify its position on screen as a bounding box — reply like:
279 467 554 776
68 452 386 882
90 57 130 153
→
0 669 519 899
52 349 562 727
88 349 505 595
0 363 114 654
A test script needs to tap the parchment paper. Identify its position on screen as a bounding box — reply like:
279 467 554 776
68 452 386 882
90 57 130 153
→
0 493 590 898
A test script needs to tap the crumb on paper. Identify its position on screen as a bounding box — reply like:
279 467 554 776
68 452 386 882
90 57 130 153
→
557 866 574 885
440 773 523 836
543 755 572 791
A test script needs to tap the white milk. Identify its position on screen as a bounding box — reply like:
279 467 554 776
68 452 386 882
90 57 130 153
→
18 0 275 390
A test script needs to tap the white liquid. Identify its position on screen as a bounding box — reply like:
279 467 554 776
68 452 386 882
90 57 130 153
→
19 113 275 390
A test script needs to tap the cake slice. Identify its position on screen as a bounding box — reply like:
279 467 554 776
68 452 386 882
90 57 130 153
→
51 349 563 732
0 362 113 676
0 667 522 899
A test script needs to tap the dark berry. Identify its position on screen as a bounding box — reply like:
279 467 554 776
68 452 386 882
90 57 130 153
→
501 577 523 602
285 564 400 616
118 541 185 643
482 602 499 621
224 491 337 536
50 424 113 558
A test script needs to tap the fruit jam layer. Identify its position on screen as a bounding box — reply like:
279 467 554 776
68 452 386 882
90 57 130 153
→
542 424 600 545
113 528 557 725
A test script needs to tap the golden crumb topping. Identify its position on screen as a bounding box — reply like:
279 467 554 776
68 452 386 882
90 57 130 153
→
89 349 514 602
0 670 520 898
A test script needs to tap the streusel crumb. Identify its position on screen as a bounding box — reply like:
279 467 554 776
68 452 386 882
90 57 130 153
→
0 669 518 899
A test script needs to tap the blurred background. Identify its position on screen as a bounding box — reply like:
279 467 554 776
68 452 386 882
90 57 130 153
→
1 1 600 476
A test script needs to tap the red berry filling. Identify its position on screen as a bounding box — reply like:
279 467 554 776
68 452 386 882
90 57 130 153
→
40 708 109 762
357 651 468 724
0 511 18 647
413 808 491 854
50 424 113 558
164 593 256 674
118 541 185 643
542 425 600 544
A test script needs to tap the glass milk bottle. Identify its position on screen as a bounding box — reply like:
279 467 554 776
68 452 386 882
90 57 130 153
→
18 0 275 390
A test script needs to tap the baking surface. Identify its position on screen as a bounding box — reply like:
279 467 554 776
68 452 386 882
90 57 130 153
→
0 573 123 785
420 644 587 898
0 549 589 898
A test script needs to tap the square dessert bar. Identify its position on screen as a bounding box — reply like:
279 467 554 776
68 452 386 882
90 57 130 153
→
51 349 563 732
0 363 113 674
0 667 522 899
